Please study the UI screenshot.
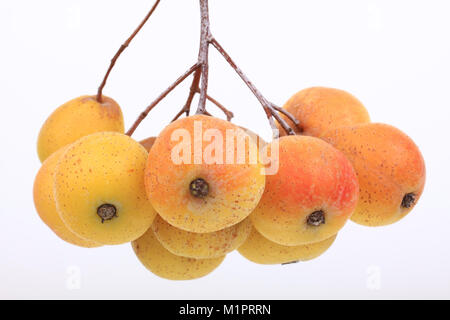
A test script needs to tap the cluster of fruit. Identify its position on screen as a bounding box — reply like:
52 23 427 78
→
34 87 426 280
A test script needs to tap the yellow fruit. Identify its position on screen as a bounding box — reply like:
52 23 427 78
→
33 146 100 248
132 228 225 280
238 228 336 265
152 215 252 259
37 95 124 162
54 132 156 245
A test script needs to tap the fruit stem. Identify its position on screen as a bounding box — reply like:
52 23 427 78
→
173 90 234 122
96 0 161 103
126 63 201 136
179 70 202 119
210 39 295 137
272 104 302 133
195 89 234 121
195 0 212 116
125 0 298 137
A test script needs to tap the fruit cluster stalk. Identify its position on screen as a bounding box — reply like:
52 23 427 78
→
97 0 300 137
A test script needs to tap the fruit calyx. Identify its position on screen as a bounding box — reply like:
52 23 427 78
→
307 210 326 226
190 178 210 198
282 261 300 266
401 193 416 209
97 204 118 223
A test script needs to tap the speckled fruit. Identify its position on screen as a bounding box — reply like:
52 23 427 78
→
54 132 157 245
251 135 359 246
33 146 101 248
145 115 265 233
239 228 336 265
37 95 124 162
132 228 225 281
279 87 370 137
239 127 267 147
322 123 426 226
152 215 252 259
140 137 157 152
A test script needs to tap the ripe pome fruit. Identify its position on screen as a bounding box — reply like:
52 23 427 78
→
239 228 336 265
140 137 157 152
152 215 252 259
37 95 124 162
145 115 266 233
251 135 359 246
322 123 426 226
54 132 157 245
279 87 370 137
33 146 100 248
132 228 225 280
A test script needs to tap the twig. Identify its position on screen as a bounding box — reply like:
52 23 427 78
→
195 89 234 121
210 38 295 136
125 0 298 137
172 105 190 123
272 104 302 132
181 70 202 118
96 0 161 103
172 88 233 122
126 63 200 136
195 0 212 115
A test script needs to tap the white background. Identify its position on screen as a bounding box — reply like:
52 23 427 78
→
0 0 449 299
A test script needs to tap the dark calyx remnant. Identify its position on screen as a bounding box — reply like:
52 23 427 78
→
97 204 118 223
307 210 325 226
282 261 300 266
190 178 210 198
401 193 416 209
